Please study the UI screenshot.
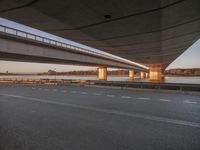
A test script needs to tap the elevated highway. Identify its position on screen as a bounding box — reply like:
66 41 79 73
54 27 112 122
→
0 25 148 80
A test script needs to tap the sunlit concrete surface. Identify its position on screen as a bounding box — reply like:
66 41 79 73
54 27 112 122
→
140 72 145 79
0 84 200 150
98 67 107 80
145 73 149 78
129 69 134 80
149 64 163 81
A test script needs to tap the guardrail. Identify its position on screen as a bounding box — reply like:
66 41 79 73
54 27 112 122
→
92 80 200 92
0 24 149 71
1 78 199 92
0 24 123 62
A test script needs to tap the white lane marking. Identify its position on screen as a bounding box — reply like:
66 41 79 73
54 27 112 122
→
61 90 66 93
159 99 171 102
70 91 77 93
32 87 35 90
1 93 200 129
138 97 150 100
93 93 101 96
121 96 131 99
30 110 36 113
53 89 57 92
44 89 49 91
81 92 88 95
38 88 42 90
106 95 115 97
184 100 197 104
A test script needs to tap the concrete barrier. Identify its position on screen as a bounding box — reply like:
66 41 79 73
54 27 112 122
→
90 80 200 92
0 78 199 94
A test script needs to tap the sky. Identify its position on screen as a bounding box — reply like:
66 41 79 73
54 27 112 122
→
0 17 200 73
166 40 200 69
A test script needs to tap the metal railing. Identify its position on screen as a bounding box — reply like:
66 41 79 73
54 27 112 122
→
0 24 121 61
0 24 149 70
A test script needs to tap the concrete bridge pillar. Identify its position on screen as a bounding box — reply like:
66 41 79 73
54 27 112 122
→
98 67 107 80
140 72 145 79
149 65 164 81
129 69 134 80
145 72 149 78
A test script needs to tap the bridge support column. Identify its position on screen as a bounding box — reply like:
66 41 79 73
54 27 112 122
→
98 67 107 80
149 65 164 81
140 72 145 79
129 69 134 80
145 72 149 78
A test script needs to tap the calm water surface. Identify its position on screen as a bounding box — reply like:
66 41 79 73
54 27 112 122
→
0 75 200 84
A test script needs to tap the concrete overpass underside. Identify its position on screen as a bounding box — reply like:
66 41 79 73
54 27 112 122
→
0 0 200 80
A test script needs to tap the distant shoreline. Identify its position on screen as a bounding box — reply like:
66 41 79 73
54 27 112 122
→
165 75 200 77
1 68 200 76
0 74 200 77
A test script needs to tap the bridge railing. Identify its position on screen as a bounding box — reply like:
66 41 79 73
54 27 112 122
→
0 24 123 62
0 24 148 70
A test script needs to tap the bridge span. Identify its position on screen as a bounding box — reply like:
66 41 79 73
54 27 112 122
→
0 25 148 80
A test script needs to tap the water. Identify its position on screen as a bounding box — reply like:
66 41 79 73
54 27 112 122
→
0 75 200 84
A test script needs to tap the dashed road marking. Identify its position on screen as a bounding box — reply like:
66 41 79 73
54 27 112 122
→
121 96 131 99
184 100 197 104
138 97 150 100
61 90 66 93
30 110 36 113
81 92 88 95
106 95 115 97
44 89 49 91
1 93 200 129
93 93 101 96
159 99 171 102
70 91 77 93
53 89 57 92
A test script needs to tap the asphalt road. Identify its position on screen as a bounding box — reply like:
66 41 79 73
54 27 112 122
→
0 84 200 150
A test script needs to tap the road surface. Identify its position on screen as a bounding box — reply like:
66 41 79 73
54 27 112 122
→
0 84 200 150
